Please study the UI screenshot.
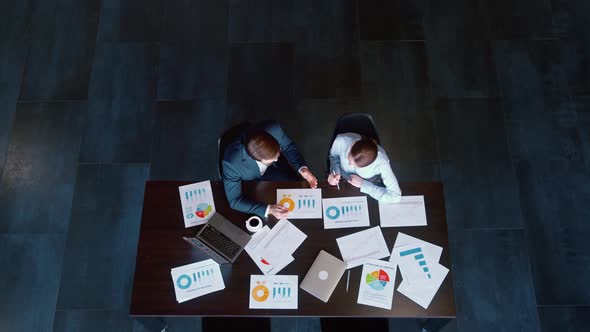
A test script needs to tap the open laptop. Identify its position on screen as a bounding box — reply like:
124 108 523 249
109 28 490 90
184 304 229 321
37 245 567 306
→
183 212 251 264
300 250 346 302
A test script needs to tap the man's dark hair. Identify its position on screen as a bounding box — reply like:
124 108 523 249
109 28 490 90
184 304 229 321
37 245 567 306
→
350 137 378 167
244 129 280 161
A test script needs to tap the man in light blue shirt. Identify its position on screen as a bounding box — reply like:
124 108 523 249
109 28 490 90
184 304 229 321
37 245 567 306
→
327 133 402 203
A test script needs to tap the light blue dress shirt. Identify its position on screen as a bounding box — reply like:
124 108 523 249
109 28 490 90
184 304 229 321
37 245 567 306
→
329 133 402 203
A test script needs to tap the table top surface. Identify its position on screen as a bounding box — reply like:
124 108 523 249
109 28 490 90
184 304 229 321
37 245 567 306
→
130 180 456 318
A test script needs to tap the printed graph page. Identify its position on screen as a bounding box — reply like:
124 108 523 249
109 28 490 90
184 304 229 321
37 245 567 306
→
277 189 322 219
322 196 370 229
178 181 216 228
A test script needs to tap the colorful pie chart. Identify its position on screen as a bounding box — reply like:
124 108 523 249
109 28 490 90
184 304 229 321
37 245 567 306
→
196 203 212 218
366 269 390 291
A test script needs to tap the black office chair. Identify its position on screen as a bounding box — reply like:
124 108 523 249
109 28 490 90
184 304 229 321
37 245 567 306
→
330 112 381 145
326 113 382 172
218 121 251 180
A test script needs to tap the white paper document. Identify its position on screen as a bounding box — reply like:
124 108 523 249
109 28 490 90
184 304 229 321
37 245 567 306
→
249 275 298 309
245 225 294 275
397 262 448 309
336 226 390 269
388 233 448 309
170 259 225 303
357 259 397 309
178 181 216 228
378 195 427 227
391 245 434 285
244 219 306 275
390 232 443 264
277 189 322 219
322 196 370 229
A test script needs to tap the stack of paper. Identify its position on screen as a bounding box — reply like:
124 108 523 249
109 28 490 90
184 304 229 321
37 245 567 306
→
244 219 307 275
170 259 225 303
249 275 298 309
389 233 449 309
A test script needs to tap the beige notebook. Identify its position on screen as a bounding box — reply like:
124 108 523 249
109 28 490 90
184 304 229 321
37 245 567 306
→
300 250 346 303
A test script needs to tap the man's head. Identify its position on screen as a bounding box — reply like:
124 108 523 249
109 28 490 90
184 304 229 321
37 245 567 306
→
245 129 280 165
347 137 378 167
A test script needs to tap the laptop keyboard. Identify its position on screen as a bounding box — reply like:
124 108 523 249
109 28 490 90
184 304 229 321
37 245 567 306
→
200 225 242 259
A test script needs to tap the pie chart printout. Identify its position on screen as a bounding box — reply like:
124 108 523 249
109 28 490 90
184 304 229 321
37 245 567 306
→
366 269 390 291
196 203 213 218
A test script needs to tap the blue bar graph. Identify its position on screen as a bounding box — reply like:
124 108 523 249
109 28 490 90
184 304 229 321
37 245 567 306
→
399 247 432 279
399 248 422 256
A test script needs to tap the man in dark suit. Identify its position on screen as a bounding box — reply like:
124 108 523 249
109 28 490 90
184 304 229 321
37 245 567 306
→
222 121 318 219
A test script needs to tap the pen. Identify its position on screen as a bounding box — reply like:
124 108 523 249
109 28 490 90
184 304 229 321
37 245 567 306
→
346 270 350 292
333 170 340 191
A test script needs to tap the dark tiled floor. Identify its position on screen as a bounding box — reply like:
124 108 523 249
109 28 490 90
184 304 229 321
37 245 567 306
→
56 164 149 310
0 0 588 331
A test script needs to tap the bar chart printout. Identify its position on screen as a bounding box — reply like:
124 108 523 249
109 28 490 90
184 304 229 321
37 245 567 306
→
179 180 216 228
276 189 322 219
249 275 298 309
170 259 225 303
322 196 370 229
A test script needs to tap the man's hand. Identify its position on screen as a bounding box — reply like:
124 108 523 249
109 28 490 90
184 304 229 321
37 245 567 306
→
269 204 289 219
327 172 341 186
348 174 363 188
300 167 318 189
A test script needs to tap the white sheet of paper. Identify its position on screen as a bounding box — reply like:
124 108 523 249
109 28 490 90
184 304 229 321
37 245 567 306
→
390 245 434 286
390 232 443 264
170 259 225 303
178 181 216 228
336 226 390 269
357 259 397 309
246 233 295 275
378 196 427 227
257 219 307 262
249 275 298 309
245 222 301 275
397 262 449 309
322 196 370 229
277 189 323 219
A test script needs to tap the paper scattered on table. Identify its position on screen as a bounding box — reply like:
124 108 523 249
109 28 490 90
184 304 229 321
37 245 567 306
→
170 259 225 303
249 275 298 309
336 226 390 269
277 188 322 219
378 195 427 227
322 196 370 229
357 259 397 309
397 262 449 309
391 232 443 264
178 181 216 228
244 219 306 275
389 232 448 309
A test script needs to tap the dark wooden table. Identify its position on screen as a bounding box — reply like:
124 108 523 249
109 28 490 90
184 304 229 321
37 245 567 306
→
130 181 456 318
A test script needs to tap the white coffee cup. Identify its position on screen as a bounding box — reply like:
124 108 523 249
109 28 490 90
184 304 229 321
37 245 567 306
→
245 216 263 233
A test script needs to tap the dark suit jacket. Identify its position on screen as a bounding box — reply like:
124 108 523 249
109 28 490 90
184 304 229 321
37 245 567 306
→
222 121 306 217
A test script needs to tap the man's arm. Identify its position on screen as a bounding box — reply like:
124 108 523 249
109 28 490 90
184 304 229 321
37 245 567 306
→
222 160 268 217
267 122 306 172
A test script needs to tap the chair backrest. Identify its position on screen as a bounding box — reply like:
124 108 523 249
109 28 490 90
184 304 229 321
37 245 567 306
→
218 121 251 180
331 113 381 145
326 113 381 173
